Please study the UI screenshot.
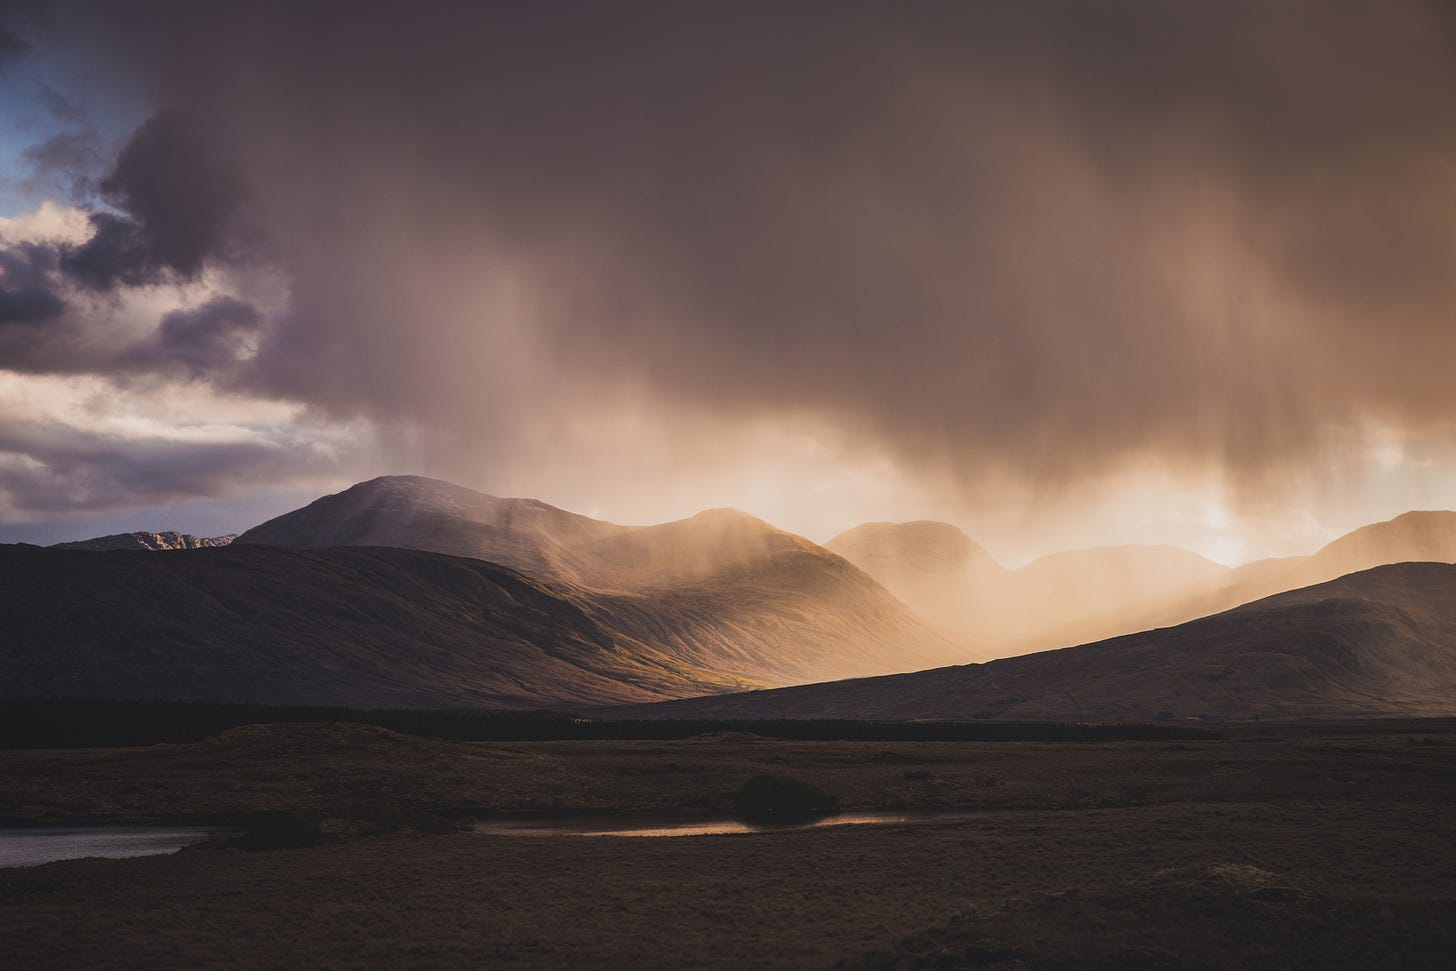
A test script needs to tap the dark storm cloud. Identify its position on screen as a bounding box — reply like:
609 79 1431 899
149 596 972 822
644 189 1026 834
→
135 296 260 377
0 286 263 382
62 111 242 288
0 243 63 324
23 129 101 194
0 416 318 515
26 1 1456 500
0 26 26 74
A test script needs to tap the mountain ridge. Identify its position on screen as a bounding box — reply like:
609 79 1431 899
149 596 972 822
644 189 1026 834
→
0 543 754 708
50 531 238 552
588 562 1456 722
236 475 974 686
826 511 1456 653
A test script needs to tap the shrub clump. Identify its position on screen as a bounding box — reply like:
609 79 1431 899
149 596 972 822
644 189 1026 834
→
733 773 838 821
229 813 332 851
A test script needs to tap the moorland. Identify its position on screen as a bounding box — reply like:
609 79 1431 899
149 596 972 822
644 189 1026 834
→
3 715 1455 968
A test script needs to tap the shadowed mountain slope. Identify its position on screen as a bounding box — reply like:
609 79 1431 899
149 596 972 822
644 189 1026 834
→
51 531 237 551
0 544 749 708
236 476 970 685
593 563 1456 721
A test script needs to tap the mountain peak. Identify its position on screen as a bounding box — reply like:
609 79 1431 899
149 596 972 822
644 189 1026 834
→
228 475 963 688
685 506 763 523
826 520 997 573
1312 510 1456 571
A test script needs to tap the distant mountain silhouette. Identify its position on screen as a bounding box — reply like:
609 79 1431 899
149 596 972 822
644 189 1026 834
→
237 476 969 687
1117 510 1456 638
50 531 237 551
593 562 1456 721
0 544 747 708
827 512 1456 654
824 521 1004 632
1001 545 1232 649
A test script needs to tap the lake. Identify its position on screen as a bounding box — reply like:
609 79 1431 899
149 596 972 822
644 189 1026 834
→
0 827 219 868
474 809 978 837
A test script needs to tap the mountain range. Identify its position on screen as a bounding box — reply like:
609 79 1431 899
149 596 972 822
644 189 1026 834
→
0 543 745 708
235 476 969 687
826 511 1456 653
9 474 1456 717
50 531 238 552
592 562 1456 721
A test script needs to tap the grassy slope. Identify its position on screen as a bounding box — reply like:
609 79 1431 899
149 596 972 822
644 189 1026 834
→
594 562 1456 721
0 544 751 708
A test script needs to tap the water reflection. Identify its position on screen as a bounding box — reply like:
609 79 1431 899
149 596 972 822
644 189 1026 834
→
0 827 218 868
474 810 975 838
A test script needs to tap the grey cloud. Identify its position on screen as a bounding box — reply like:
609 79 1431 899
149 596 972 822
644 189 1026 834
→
0 230 261 382
36 82 87 124
0 243 64 324
58 213 151 289
0 26 26 74
24 1 1456 508
22 128 102 197
62 111 241 288
0 279 262 383
142 296 260 377
0 416 331 517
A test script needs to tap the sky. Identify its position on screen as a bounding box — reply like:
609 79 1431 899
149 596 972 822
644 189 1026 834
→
0 1 1454 565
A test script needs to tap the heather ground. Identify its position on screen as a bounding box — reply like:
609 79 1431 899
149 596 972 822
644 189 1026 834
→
3 720 1454 968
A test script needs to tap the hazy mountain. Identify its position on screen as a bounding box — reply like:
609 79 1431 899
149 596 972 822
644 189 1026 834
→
824 521 1005 632
594 562 1456 722
237 476 971 686
1017 545 1229 609
826 523 1234 651
0 544 749 708
50 531 237 552
827 512 1456 655
1002 545 1232 649
1126 510 1456 637
1307 510 1456 581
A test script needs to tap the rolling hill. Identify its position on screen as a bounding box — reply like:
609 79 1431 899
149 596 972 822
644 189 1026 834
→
0 544 749 708
235 476 971 687
591 562 1456 721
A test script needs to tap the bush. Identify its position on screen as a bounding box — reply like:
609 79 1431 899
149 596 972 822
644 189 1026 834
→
732 773 838 821
230 813 331 850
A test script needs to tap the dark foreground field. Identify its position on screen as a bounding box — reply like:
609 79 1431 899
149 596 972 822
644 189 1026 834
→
4 720 1456 968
